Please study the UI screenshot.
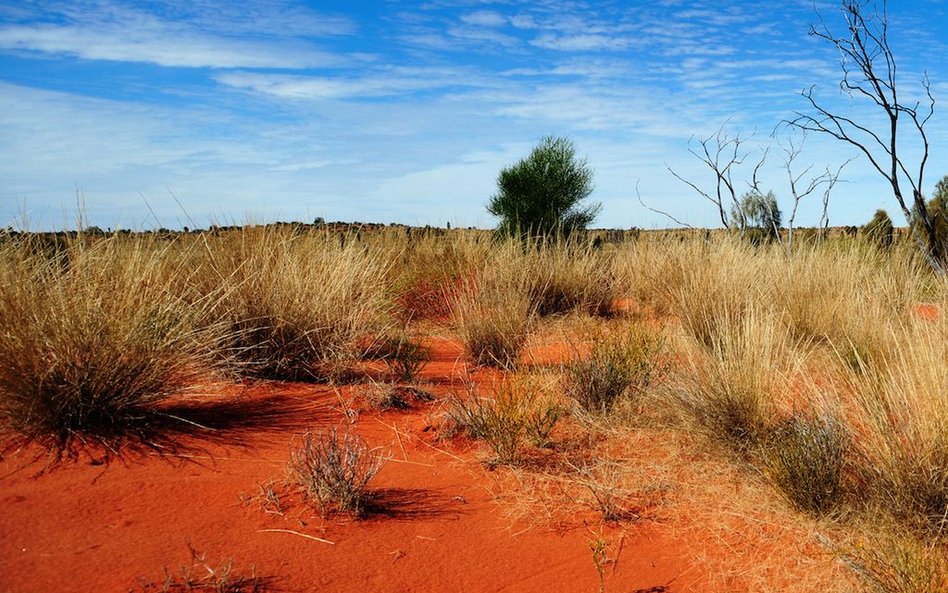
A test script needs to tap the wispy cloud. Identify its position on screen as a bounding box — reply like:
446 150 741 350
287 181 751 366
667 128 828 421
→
215 66 495 100
0 0 353 69
460 10 507 27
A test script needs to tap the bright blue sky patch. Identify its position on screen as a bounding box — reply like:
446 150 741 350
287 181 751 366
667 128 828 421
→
1 0 946 230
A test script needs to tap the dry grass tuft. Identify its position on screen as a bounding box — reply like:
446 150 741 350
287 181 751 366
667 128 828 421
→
287 426 386 517
562 323 667 415
0 234 225 453
134 545 267 592
197 227 390 381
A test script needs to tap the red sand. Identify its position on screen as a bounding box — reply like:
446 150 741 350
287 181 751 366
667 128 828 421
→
914 302 941 322
0 339 697 593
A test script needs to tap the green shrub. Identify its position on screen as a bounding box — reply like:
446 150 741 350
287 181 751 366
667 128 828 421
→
448 379 557 465
862 209 895 250
487 136 600 240
563 325 666 415
376 332 430 383
761 414 849 516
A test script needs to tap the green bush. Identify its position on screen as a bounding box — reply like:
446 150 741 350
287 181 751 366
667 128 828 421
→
862 209 895 250
448 379 558 465
761 414 849 516
563 325 666 415
487 136 600 240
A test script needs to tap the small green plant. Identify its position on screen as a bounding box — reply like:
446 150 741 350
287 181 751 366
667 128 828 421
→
760 414 849 516
563 325 666 415
377 332 430 383
525 400 561 448
287 427 386 517
133 545 266 592
589 537 609 593
448 379 556 465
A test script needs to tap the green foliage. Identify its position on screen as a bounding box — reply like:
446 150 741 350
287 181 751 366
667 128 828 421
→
563 325 667 415
910 175 948 266
731 190 782 244
862 209 895 250
761 414 849 516
448 379 558 465
488 136 600 240
377 332 430 383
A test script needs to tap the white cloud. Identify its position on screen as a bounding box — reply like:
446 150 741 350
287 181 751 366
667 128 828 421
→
0 1 354 69
530 33 635 52
215 67 493 100
460 10 507 27
0 23 345 68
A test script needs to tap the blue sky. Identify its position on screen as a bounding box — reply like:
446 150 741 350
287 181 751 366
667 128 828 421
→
1 0 946 230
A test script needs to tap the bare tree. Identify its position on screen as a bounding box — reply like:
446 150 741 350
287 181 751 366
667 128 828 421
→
667 124 768 235
788 0 939 269
778 132 853 250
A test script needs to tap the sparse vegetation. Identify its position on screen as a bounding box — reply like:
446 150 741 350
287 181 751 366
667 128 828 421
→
5 222 948 592
133 546 266 592
287 427 386 517
563 323 666 415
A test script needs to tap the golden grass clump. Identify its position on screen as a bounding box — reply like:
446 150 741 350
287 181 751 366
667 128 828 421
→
680 308 802 454
0 234 225 451
195 226 391 381
454 242 536 369
845 321 948 535
525 241 621 317
669 237 770 349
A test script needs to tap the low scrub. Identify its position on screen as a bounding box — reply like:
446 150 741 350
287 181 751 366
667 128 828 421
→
760 413 850 517
375 331 430 384
526 243 619 317
0 235 224 453
448 378 559 465
287 427 386 517
563 324 667 415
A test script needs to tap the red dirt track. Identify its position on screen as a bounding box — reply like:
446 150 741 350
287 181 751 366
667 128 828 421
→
1 338 695 593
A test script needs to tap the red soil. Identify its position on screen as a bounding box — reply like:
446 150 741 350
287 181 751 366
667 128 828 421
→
914 302 941 322
0 339 697 593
